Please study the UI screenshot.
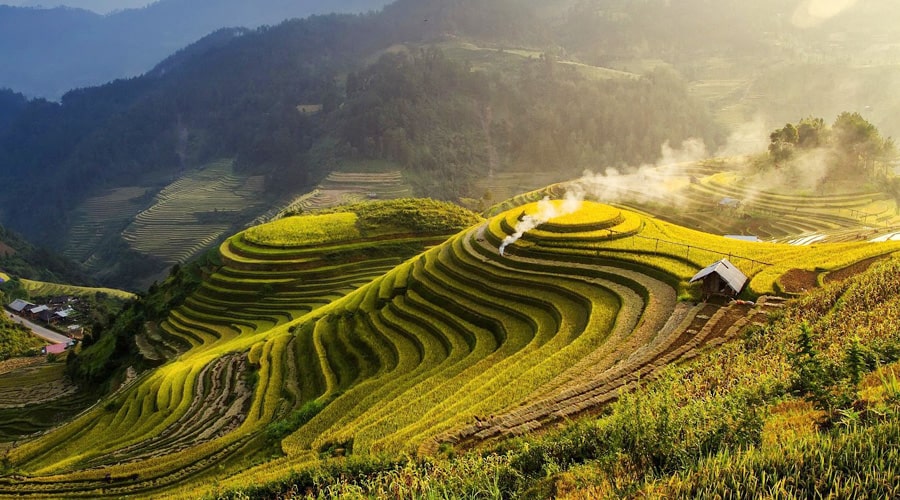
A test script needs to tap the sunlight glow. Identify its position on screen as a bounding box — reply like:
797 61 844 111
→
792 0 860 28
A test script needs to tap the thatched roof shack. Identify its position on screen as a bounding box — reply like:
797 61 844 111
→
690 259 748 299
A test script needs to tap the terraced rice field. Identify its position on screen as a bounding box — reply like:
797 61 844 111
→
276 171 413 218
122 160 267 264
64 187 149 263
3 199 898 498
682 171 900 241
472 171 570 206
0 362 96 441
0 201 471 497
516 160 900 245
20 279 135 301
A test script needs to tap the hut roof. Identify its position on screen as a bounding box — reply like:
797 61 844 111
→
8 299 33 312
689 258 748 295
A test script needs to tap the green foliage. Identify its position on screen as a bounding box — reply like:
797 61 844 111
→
66 250 219 385
0 277 27 302
319 198 483 236
0 312 43 359
0 225 90 285
765 112 897 180
789 321 833 406
265 400 326 442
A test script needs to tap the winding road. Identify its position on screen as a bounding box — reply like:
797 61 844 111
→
6 312 70 344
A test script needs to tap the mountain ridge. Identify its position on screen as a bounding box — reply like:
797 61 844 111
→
0 0 391 99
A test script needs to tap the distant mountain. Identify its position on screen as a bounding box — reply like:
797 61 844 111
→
3 0 149 14
0 0 727 289
0 0 391 99
3 0 897 290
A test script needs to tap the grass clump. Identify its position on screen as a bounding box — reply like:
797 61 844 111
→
266 400 326 443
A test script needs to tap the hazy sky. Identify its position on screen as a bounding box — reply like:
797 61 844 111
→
1 0 152 14
792 0 860 28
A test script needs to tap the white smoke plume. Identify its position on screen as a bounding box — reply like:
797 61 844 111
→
497 132 777 255
576 137 711 206
499 189 584 256
715 116 770 158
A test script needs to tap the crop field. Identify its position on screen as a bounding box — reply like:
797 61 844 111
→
0 362 96 442
645 168 900 242
19 279 136 301
64 187 149 263
277 170 413 217
121 160 267 264
2 194 897 498
499 159 900 246
432 40 639 82
242 213 360 247
472 171 571 208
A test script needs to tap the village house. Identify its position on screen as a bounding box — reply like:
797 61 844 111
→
7 298 34 314
6 298 83 338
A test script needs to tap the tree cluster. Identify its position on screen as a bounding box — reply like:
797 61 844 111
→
767 113 897 179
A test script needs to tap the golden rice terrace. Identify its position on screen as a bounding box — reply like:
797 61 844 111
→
1 198 898 498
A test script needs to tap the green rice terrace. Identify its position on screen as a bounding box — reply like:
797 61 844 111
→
63 159 270 278
275 170 414 218
0 192 898 498
120 160 268 264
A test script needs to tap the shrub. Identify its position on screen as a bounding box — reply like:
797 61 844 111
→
265 400 326 442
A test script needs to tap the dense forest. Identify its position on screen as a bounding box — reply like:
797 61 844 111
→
0 89 28 135
0 2 721 270
2 0 897 288
0 225 90 285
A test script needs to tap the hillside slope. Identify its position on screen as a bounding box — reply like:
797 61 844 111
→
0 17 722 289
2 198 897 497
234 249 900 499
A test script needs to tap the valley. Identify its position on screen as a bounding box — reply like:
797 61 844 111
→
1 0 900 497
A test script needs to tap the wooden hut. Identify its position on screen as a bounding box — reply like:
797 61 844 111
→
690 259 748 300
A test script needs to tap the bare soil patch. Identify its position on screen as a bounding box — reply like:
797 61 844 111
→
779 269 819 293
